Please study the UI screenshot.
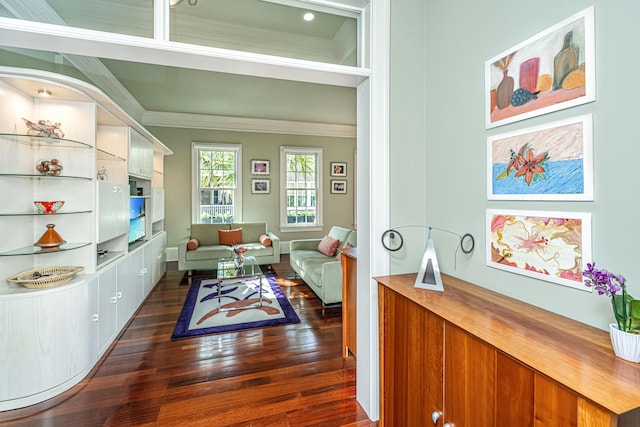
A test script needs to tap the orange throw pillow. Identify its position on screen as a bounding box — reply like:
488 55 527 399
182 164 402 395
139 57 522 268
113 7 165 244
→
317 235 340 257
186 238 200 251
219 228 243 246
259 234 272 246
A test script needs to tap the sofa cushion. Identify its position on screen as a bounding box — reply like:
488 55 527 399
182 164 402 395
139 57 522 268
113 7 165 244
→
318 235 340 257
328 226 353 248
301 257 334 286
185 245 234 261
190 223 231 245
230 222 268 243
243 242 275 257
219 228 243 245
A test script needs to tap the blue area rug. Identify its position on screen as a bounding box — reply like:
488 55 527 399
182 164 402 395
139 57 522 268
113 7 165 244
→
171 273 300 339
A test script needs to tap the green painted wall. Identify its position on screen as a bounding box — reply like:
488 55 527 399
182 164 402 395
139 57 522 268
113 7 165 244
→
390 0 640 330
146 126 356 249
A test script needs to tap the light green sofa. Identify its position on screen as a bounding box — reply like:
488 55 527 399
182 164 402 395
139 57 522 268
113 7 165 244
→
178 222 280 273
289 226 357 305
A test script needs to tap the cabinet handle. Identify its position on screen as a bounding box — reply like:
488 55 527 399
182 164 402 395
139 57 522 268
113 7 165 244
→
142 268 148 274
443 423 453 427
92 314 99 322
113 186 117 192
117 291 123 299
139 270 144 276
111 296 117 303
432 411 441 424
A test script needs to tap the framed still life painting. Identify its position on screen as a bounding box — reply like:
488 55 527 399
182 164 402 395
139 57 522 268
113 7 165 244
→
487 114 593 200
485 6 595 128
486 209 591 291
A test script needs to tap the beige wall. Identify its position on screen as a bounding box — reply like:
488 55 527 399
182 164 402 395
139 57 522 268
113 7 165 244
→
146 126 356 249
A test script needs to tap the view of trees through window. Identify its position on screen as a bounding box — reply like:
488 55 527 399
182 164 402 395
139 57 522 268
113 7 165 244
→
286 152 318 225
198 147 237 223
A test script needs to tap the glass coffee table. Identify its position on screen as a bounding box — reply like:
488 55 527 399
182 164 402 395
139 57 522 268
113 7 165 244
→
216 256 264 312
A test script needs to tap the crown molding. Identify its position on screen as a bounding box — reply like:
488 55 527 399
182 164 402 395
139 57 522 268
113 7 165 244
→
142 110 356 138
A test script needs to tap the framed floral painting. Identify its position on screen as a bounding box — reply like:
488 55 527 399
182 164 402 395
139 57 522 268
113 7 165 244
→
486 209 591 291
487 114 593 200
485 6 595 128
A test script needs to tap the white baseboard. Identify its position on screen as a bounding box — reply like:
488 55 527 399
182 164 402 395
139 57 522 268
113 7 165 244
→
166 246 178 262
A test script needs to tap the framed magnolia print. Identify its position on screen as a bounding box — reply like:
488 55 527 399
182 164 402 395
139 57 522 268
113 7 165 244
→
251 179 270 194
486 209 592 291
487 114 593 200
331 162 347 177
485 6 595 128
251 159 270 175
331 180 347 194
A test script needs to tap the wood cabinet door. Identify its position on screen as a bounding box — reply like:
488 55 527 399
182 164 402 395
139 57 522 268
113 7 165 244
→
379 286 443 426
444 323 496 427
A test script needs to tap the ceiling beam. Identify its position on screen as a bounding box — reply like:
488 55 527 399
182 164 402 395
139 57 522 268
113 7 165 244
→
142 111 356 138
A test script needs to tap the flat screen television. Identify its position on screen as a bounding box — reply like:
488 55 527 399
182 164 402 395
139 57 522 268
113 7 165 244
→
128 197 146 244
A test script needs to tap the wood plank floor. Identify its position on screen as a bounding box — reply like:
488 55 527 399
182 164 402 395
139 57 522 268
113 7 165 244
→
0 255 377 427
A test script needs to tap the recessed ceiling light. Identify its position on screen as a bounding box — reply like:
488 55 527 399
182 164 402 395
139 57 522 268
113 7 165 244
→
303 12 314 22
37 89 52 97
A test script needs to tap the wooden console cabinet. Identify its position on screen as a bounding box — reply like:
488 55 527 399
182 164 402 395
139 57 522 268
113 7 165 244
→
377 273 640 427
341 247 357 358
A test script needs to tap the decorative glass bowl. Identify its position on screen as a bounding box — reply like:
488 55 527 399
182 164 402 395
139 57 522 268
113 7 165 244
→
35 159 63 176
34 201 65 214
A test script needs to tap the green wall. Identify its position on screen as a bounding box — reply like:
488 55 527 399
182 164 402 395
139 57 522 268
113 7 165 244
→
390 0 640 330
146 126 356 249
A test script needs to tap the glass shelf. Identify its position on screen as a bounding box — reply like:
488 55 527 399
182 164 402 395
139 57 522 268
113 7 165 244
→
0 210 92 217
0 133 92 149
97 148 126 162
0 242 91 256
0 173 92 181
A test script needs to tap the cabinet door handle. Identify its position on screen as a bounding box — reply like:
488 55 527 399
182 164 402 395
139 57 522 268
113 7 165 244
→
111 296 117 303
117 291 123 299
139 270 145 276
113 186 118 192
443 423 453 427
142 268 148 274
92 314 99 322
432 411 441 424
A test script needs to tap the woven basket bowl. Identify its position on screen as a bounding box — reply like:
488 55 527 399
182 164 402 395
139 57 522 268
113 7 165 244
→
7 266 84 289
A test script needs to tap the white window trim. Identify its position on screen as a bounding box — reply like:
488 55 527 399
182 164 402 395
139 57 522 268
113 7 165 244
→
280 146 323 232
191 142 243 224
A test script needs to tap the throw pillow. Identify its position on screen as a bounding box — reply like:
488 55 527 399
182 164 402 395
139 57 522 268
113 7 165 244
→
218 228 243 246
317 235 340 257
335 242 353 260
186 238 200 251
259 234 272 246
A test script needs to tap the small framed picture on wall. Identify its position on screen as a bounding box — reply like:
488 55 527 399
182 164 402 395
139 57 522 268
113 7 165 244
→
330 162 347 177
331 180 347 194
251 179 270 194
251 159 270 175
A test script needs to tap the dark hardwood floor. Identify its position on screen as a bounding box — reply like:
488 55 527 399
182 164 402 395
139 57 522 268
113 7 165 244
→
0 255 377 427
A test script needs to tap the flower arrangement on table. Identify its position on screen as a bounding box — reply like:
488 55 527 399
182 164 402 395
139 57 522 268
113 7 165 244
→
583 262 640 333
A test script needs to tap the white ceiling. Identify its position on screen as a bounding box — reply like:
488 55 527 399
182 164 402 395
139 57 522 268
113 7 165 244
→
0 0 361 136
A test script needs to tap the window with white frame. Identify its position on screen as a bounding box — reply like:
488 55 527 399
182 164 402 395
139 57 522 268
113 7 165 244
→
192 143 242 224
280 147 322 230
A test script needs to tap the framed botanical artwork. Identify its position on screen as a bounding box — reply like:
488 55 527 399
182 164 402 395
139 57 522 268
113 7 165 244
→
330 180 347 194
485 6 595 128
330 162 347 177
487 114 593 200
251 179 270 194
251 159 270 175
486 209 592 291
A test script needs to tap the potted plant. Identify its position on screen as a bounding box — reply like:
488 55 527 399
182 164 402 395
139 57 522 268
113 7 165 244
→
583 262 640 362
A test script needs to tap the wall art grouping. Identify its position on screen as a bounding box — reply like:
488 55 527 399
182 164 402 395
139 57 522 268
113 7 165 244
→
484 6 596 291
487 209 591 291
485 6 595 129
